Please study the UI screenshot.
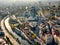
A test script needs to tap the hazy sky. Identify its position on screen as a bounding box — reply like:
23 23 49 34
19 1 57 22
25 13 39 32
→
0 0 60 5
0 0 59 7
0 0 60 2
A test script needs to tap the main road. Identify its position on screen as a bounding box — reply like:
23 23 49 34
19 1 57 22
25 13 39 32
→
4 17 30 45
1 16 20 45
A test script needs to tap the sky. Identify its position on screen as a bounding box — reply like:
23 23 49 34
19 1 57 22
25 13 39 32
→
0 0 59 6
0 0 60 3
0 0 60 2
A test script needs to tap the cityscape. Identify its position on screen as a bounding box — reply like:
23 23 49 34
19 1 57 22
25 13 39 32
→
0 0 60 45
